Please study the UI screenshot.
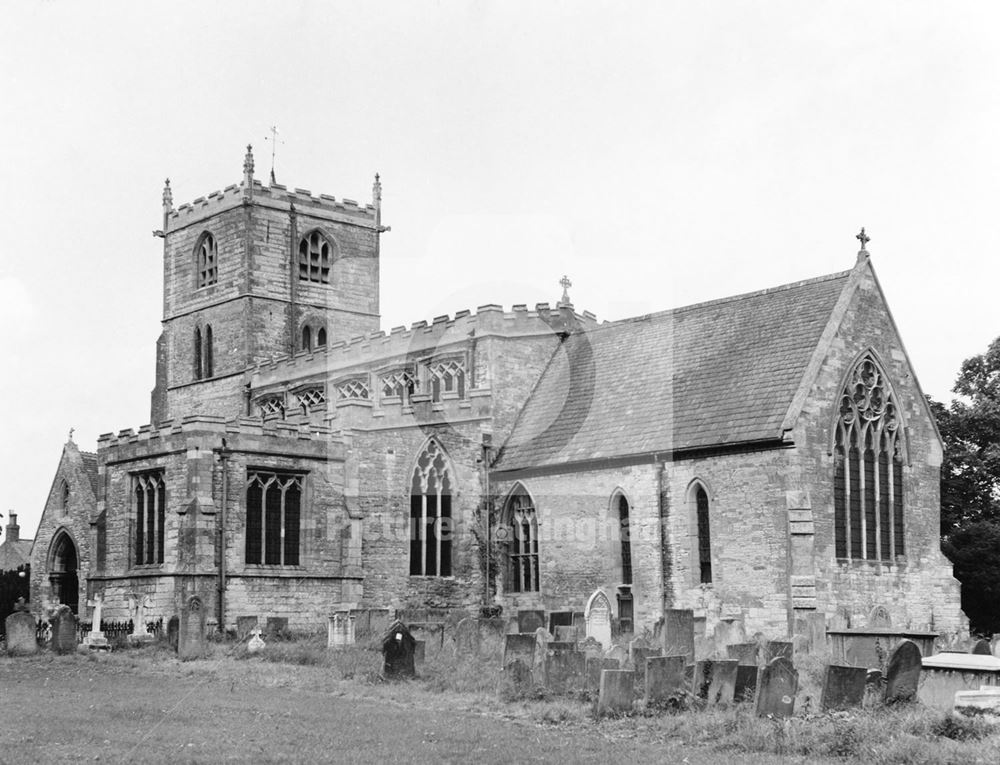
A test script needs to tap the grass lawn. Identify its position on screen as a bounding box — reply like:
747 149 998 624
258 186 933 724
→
1 641 999 764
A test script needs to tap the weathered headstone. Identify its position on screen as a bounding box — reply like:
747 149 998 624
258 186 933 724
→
502 633 536 667
517 609 546 634
764 640 793 663
756 657 798 717
605 643 627 666
382 620 416 679
821 665 868 711
247 629 265 654
586 656 620 690
662 609 695 662
863 669 884 708
409 622 445 657
453 617 481 656
632 646 662 681
4 600 37 656
706 660 738 705
713 619 747 653
50 605 77 654
167 615 179 651
178 596 207 660
327 611 356 649
884 639 922 703
554 625 579 643
972 639 992 656
265 616 289 640
598 669 635 716
727 642 759 666
645 655 688 704
868 604 892 629
544 647 586 694
497 659 533 698
585 590 613 649
734 665 759 702
578 636 604 658
236 615 258 640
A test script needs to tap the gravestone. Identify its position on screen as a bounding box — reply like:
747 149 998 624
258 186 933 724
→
414 639 426 666
544 647 586 694
756 657 798 717
327 611 356 649
884 639 922 703
517 609 546 634
178 596 207 660
727 642 759 666
247 629 266 654
821 665 868 711
50 605 77 654
632 646 662 681
4 600 37 656
410 622 445 656
706 660 738 705
502 633 536 667
764 640 793 663
605 643 627 666
382 620 416 680
662 609 695 662
236 616 258 640
863 669 885 708
167 615 179 651
577 636 604 658
868 604 892 629
265 616 289 640
554 625 578 643
734 665 759 702
497 659 533 698
598 669 635 716
127 593 154 644
972 639 992 656
586 657 620 691
84 593 108 649
645 655 688 704
453 617 481 656
585 590 613 649
713 619 747 654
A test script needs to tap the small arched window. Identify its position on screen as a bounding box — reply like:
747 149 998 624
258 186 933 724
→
193 326 203 380
196 232 218 288
302 325 312 352
502 484 539 593
204 324 214 378
692 483 712 584
299 230 332 284
316 327 327 347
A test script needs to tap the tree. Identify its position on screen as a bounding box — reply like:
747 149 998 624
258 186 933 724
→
942 522 1000 636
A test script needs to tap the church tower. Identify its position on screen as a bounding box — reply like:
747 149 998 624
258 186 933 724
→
150 146 385 422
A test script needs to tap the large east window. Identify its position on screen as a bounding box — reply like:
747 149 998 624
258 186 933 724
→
134 470 165 565
409 440 453 577
834 353 904 561
245 471 302 565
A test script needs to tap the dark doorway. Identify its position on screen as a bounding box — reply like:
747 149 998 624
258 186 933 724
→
49 532 79 614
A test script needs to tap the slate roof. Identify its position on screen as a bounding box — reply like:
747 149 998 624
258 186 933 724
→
494 269 853 472
0 539 32 571
80 451 99 498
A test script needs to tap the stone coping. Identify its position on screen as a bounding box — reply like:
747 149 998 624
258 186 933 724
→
826 629 939 638
921 653 1000 672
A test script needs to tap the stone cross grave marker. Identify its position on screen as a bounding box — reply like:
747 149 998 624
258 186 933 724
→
382 620 417 680
756 657 798 717
51 604 77 654
972 639 992 656
4 599 37 656
645 655 688 705
584 591 612 649
517 609 545 634
328 611 356 649
127 594 154 644
662 609 694 662
178 596 207 660
884 639 922 704
598 669 635 716
84 593 108 649
820 665 868 711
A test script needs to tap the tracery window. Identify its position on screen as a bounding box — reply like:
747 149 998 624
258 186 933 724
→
694 484 712 584
380 369 416 402
196 232 218 288
258 395 285 418
294 386 326 413
336 378 370 400
834 354 904 561
299 230 331 284
245 471 302 565
409 440 453 577
502 485 539 593
134 471 165 566
427 358 466 402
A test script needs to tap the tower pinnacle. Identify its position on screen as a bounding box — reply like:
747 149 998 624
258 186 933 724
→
162 178 173 214
243 144 255 186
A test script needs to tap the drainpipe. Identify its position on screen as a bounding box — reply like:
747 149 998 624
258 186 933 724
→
216 438 230 632
481 433 493 610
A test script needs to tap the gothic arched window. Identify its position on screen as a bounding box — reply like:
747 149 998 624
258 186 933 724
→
204 324 214 378
302 325 312 352
134 470 165 566
502 484 539 593
316 326 327 347
193 326 202 380
614 492 633 585
409 440 453 577
196 232 218 288
299 230 332 284
245 471 302 566
692 483 712 584
834 353 904 560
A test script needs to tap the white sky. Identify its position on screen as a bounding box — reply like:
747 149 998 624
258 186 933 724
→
2 1 998 540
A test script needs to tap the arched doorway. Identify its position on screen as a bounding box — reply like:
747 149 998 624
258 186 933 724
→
49 531 79 614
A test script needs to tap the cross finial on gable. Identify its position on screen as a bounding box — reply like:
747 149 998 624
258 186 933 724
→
68 427 74 442
559 275 572 305
856 227 870 252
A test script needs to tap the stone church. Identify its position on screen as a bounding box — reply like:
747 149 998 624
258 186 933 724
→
29 146 965 640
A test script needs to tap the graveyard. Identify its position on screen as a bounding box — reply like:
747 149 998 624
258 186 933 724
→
4 603 1000 763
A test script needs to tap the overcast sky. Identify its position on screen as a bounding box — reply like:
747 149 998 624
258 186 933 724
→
2 1 998 540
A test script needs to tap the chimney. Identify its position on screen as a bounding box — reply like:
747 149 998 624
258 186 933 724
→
6 512 19 543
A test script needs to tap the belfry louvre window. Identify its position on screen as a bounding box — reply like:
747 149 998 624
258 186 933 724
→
134 471 165 565
409 440 453 577
502 487 539 593
196 232 217 288
245 471 302 566
299 230 331 284
834 354 904 561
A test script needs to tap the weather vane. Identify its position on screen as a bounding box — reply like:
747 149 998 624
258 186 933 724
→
264 125 284 185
